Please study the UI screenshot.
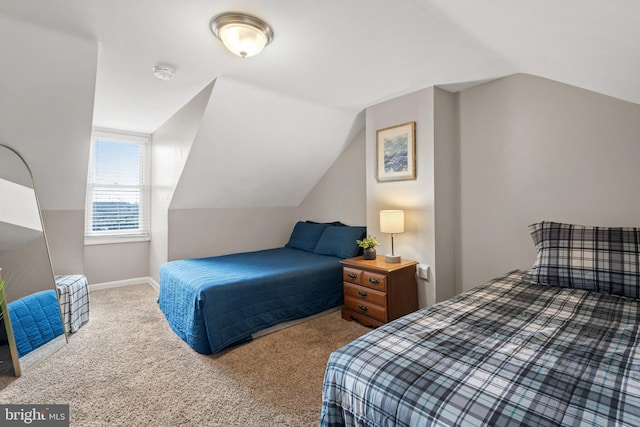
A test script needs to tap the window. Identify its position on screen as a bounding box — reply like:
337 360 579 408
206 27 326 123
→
85 129 150 244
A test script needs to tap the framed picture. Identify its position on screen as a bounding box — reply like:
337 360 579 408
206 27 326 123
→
376 121 416 182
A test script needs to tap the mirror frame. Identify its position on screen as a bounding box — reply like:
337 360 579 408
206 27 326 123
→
0 142 66 377
0 267 21 376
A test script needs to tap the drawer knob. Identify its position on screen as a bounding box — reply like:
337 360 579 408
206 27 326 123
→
368 278 380 285
358 304 368 312
348 273 358 279
357 290 368 297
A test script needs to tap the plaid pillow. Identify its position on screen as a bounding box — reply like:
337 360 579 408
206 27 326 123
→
522 221 640 299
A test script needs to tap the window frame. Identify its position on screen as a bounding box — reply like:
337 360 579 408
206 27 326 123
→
84 128 151 245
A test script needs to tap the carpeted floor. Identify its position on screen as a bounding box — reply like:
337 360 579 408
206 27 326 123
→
0 284 369 426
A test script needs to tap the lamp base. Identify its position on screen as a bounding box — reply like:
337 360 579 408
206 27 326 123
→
385 254 401 263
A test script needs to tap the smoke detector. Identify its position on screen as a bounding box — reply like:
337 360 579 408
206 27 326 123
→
152 65 175 81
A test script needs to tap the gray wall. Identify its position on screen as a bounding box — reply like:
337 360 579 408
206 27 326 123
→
40 183 150 285
168 207 297 261
0 235 54 302
363 73 640 300
83 242 149 284
25 67 640 295
457 73 640 291
433 88 460 300
41 197 150 285
365 87 458 306
165 129 367 265
41 210 84 276
296 129 367 227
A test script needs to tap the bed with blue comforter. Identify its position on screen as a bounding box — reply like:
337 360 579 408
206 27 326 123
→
159 221 366 354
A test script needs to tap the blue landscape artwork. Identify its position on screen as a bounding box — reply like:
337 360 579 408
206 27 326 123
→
383 134 409 173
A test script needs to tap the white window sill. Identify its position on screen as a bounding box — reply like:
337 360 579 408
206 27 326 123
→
84 235 150 246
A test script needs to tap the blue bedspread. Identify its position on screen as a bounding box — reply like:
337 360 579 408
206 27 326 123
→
8 289 65 358
158 247 344 354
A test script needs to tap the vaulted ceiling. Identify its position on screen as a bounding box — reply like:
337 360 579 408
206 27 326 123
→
1 0 639 209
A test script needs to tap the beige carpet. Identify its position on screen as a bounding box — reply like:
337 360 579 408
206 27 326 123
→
0 284 369 426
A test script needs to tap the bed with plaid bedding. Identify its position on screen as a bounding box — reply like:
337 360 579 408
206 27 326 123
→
320 270 640 426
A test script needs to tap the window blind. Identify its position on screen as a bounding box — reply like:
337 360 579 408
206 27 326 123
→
85 129 150 243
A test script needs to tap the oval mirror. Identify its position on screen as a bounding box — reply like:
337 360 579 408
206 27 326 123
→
0 143 66 378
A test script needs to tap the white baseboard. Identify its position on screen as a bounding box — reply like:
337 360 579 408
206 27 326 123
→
146 277 160 292
90 276 159 293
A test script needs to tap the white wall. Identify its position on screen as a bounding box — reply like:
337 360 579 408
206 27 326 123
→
0 179 41 232
458 73 640 291
149 82 214 281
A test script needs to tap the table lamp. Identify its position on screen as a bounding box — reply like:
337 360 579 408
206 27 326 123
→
380 210 404 263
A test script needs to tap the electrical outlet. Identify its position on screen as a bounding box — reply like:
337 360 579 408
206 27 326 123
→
417 264 431 282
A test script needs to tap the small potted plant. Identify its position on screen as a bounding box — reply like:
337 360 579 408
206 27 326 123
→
356 235 380 260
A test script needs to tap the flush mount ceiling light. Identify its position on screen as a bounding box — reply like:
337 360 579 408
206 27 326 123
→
152 65 175 80
210 12 274 58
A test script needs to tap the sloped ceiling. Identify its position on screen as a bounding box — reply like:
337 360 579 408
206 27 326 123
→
1 1 639 211
428 0 640 103
170 77 362 209
0 14 97 211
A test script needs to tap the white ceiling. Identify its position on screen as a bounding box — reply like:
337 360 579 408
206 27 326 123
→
2 0 638 135
2 0 640 211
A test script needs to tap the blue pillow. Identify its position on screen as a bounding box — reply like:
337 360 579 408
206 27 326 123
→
285 221 329 252
306 220 347 227
313 225 366 259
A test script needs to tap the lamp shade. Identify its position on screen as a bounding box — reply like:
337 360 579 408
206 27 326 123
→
380 210 405 234
211 13 274 58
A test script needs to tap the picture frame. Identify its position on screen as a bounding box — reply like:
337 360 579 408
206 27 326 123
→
376 121 416 182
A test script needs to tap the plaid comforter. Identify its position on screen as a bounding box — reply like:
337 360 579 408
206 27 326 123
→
320 271 640 426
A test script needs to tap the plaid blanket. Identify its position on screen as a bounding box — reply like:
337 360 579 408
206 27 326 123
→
55 274 90 333
320 271 640 426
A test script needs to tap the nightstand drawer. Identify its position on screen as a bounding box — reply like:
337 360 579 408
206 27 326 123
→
361 271 387 291
340 256 418 328
344 282 386 307
344 296 386 323
343 267 362 285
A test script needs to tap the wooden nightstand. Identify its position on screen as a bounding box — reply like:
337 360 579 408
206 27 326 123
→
340 256 418 327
